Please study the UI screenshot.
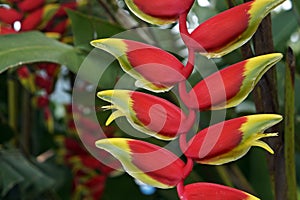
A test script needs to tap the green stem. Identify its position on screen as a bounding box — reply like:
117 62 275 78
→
215 166 233 187
7 70 17 131
228 164 255 194
284 47 298 200
251 14 286 200
21 87 32 155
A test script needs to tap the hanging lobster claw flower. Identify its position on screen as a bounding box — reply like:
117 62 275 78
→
18 0 45 12
91 38 193 92
0 7 23 24
188 0 285 58
21 4 59 31
183 114 282 165
181 182 259 200
97 90 195 140
95 138 186 188
179 53 282 111
0 24 16 34
16 66 36 93
124 0 195 25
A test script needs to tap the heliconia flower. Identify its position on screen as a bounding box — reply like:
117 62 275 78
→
97 90 195 140
91 38 193 92
49 19 69 34
0 7 23 24
21 4 59 31
179 53 282 111
188 0 285 58
95 138 186 188
84 175 106 200
16 66 36 92
44 107 54 133
0 25 16 34
32 95 49 108
124 0 195 25
18 0 45 12
182 114 282 165
35 74 53 93
55 2 78 17
180 182 259 200
37 63 59 77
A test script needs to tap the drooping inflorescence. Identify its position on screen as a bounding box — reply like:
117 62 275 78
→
92 0 284 199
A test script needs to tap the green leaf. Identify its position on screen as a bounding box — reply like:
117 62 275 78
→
67 9 125 51
272 10 298 51
0 150 55 199
0 31 84 73
0 159 24 197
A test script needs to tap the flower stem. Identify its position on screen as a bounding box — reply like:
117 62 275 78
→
7 70 17 131
284 47 298 200
179 12 190 38
251 14 285 200
176 180 185 200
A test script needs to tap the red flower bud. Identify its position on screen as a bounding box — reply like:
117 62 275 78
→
55 2 77 17
35 95 49 108
96 138 186 188
0 24 16 34
0 7 23 24
188 0 285 58
98 90 195 140
17 66 30 78
35 74 53 93
179 53 282 110
181 182 259 200
18 0 45 12
21 4 59 31
182 114 282 165
125 0 195 25
91 38 193 92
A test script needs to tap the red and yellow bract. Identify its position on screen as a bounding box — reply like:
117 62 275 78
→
183 114 282 165
179 53 282 110
96 138 186 188
124 0 195 25
98 90 195 140
91 38 193 92
188 0 285 58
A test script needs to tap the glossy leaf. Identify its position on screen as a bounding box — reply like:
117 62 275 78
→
0 31 83 73
67 10 125 51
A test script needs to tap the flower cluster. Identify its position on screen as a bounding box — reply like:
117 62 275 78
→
0 0 80 132
92 0 284 199
0 0 78 35
56 104 122 199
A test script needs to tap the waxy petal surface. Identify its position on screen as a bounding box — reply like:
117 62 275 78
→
125 0 195 25
91 38 191 92
189 0 285 58
179 53 282 110
183 114 282 165
182 182 259 200
96 138 185 188
0 7 23 24
98 90 195 140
